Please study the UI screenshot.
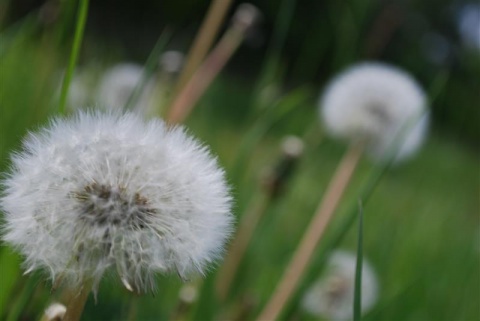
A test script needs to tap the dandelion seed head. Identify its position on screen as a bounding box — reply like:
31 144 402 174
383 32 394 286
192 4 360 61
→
302 251 379 321
1 111 233 294
320 62 429 162
97 63 154 113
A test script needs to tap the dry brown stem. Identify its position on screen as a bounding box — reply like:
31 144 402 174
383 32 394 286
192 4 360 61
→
256 143 363 321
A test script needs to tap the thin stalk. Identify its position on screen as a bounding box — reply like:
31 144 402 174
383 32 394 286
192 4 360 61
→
216 193 270 300
169 297 194 321
5 277 35 321
218 135 305 301
126 295 139 321
230 85 312 188
283 155 389 320
0 0 9 28
362 4 403 59
256 143 364 321
190 275 216 321
58 0 89 115
353 200 364 321
283 114 427 319
252 0 296 105
166 26 244 124
62 281 92 321
170 0 233 101
123 29 172 112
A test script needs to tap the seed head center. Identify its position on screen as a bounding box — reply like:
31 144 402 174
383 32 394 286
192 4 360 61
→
74 183 154 228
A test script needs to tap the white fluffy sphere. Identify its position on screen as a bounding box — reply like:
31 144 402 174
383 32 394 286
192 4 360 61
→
302 251 379 321
1 111 233 294
320 62 429 162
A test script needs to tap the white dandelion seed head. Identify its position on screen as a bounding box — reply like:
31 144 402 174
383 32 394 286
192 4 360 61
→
320 62 429 162
301 251 379 321
97 63 155 114
1 111 233 294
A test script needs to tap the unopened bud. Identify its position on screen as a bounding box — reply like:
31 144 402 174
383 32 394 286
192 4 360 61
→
159 51 185 74
179 284 198 304
44 302 67 321
281 136 305 159
231 3 262 32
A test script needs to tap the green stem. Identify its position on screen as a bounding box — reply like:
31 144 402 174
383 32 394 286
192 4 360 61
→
123 29 172 113
353 200 364 321
252 0 296 103
58 0 89 115
5 277 34 321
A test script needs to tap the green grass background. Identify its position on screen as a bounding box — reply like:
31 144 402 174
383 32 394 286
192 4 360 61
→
0 6 479 321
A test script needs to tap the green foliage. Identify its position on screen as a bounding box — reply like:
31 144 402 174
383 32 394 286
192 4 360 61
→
0 2 479 321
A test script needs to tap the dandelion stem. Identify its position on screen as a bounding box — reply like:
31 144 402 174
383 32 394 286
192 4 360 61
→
256 143 364 321
167 3 259 123
282 114 426 320
63 280 92 321
166 26 243 124
217 136 304 301
170 0 233 102
58 0 89 115
126 295 139 321
123 28 172 113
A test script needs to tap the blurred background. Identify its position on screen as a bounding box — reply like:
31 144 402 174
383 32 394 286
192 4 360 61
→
0 0 479 320
3 0 480 144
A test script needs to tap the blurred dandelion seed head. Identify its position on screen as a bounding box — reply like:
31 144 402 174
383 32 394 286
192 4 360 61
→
1 111 233 294
159 51 185 74
320 62 429 162
302 251 379 321
97 63 155 113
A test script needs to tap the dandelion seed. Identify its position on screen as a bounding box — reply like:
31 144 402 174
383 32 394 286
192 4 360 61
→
320 62 429 162
301 251 379 321
1 111 233 295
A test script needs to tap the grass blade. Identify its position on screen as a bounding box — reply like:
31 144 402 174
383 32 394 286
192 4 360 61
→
123 28 172 113
354 200 364 321
58 0 89 115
